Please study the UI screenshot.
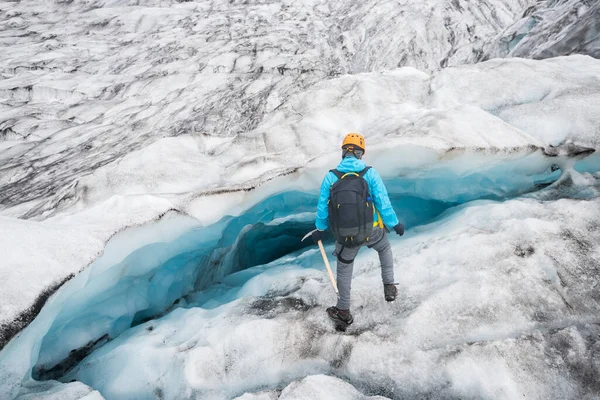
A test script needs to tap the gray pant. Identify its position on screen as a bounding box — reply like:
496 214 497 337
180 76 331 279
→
333 227 394 310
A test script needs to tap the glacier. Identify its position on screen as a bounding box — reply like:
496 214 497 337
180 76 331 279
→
66 191 600 399
1 149 598 399
0 0 536 218
1 0 600 399
482 0 600 60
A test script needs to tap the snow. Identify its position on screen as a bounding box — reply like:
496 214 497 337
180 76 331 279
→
0 0 536 218
276 375 388 399
1 0 599 399
19 186 596 400
3 55 596 225
0 212 201 398
15 381 103 400
0 216 102 322
0 194 186 330
483 0 600 60
2 54 600 394
1 155 598 399
430 56 600 148
0 144 567 341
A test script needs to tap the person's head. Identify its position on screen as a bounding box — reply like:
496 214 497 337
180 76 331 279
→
341 133 365 159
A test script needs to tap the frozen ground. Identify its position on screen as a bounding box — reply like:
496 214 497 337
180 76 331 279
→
2 168 599 399
64 193 600 400
483 0 600 60
1 0 600 399
1 55 599 338
0 0 535 217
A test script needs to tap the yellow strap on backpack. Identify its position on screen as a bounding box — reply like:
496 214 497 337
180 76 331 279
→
341 172 360 179
373 208 383 228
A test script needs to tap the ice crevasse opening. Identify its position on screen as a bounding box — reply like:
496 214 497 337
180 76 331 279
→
0 146 599 399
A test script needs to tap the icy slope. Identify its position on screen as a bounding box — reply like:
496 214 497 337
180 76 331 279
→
483 0 600 60
51 188 600 399
0 0 599 398
2 55 598 223
0 0 535 216
1 56 599 360
1 149 598 399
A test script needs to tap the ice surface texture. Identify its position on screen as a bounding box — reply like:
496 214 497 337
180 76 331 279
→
483 0 600 60
1 0 600 399
1 150 598 399
3 52 599 342
0 0 539 216
42 186 600 399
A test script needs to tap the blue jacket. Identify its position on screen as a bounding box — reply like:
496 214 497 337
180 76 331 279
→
316 156 399 231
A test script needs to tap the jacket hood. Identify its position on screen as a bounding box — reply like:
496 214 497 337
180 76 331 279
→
336 156 367 173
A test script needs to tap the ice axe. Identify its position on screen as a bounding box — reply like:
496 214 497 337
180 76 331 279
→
302 229 339 298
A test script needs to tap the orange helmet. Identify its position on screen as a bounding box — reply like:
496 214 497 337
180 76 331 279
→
341 132 365 153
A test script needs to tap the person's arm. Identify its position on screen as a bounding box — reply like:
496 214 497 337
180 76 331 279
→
315 172 334 231
367 168 400 229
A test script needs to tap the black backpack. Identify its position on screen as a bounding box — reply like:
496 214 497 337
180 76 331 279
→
328 167 374 247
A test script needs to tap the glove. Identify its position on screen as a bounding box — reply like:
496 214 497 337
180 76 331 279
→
393 223 405 236
311 229 324 244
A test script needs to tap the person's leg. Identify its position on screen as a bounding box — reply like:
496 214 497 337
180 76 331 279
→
334 243 361 311
371 228 395 285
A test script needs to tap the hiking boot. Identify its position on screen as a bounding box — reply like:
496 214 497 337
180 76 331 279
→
384 284 398 302
326 306 354 326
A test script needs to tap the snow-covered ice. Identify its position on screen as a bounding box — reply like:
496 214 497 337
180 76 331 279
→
1 152 599 399
0 0 535 218
2 54 599 336
483 0 600 60
1 0 600 399
19 187 600 399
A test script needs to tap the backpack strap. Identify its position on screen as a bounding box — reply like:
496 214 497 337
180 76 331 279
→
358 166 371 177
330 169 344 179
330 167 371 179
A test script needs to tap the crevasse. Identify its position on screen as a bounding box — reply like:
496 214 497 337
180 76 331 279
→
0 150 598 399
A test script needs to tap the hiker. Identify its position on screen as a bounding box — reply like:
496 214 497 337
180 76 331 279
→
311 133 404 328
